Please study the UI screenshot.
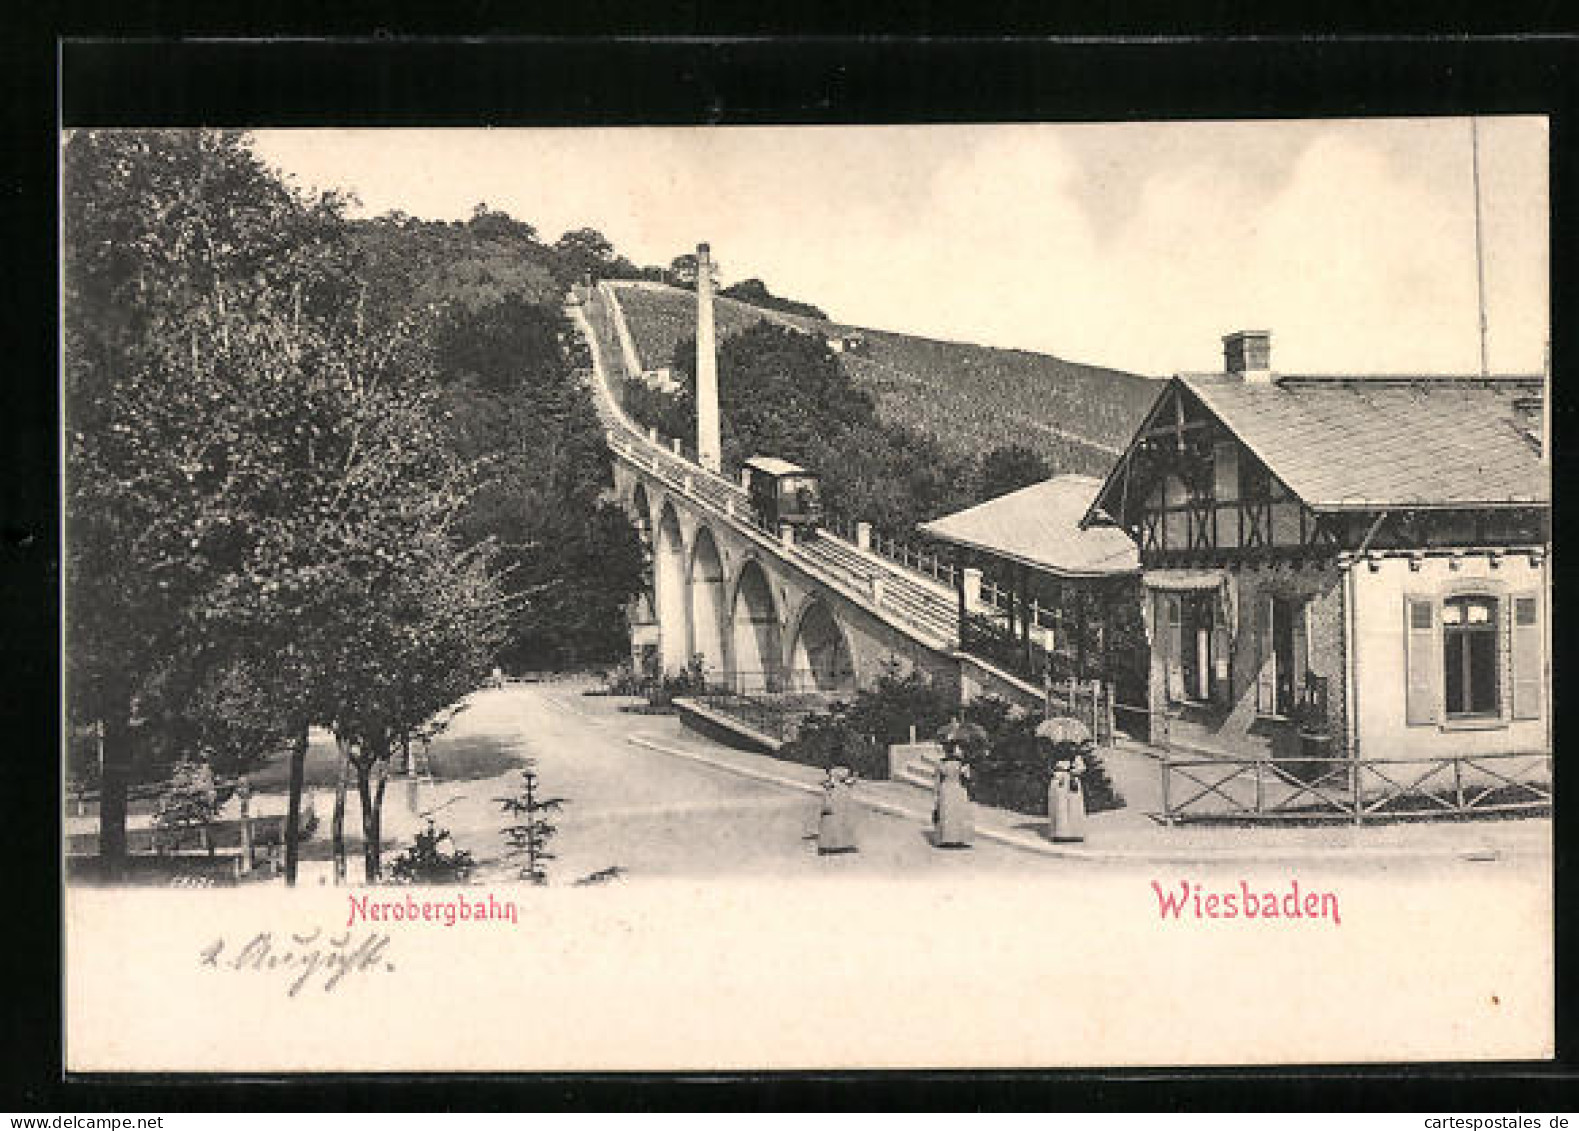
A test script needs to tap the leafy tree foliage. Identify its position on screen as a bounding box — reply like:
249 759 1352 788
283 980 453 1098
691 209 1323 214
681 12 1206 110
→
423 291 646 670
153 759 222 854
64 129 357 870
778 666 961 779
550 226 643 287
720 277 828 320
63 130 522 880
959 696 1124 815
640 322 978 537
348 208 562 327
976 443 1052 501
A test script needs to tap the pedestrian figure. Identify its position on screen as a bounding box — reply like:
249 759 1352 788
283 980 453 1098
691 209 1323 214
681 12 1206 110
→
1048 750 1088 842
817 766 859 854
1037 716 1091 844
933 719 986 849
934 751 974 848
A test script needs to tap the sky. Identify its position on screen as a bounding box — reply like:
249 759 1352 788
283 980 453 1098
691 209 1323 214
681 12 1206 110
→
252 119 1548 378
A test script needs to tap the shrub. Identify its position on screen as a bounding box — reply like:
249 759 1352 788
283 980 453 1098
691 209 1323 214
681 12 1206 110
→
388 819 476 884
591 661 646 697
778 665 959 780
153 760 221 855
645 656 708 712
778 710 886 780
959 696 1124 816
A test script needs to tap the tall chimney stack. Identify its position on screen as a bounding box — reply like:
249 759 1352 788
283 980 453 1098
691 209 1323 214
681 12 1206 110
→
695 243 721 473
1223 330 1273 384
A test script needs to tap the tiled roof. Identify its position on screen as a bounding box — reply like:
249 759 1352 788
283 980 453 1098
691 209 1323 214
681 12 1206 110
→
921 475 1140 578
1178 373 1549 511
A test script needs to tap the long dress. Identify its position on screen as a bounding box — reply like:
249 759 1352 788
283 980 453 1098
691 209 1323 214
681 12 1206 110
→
1049 755 1088 842
818 773 858 854
935 758 974 848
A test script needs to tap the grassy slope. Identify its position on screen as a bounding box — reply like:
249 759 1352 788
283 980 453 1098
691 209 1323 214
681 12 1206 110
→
609 282 1161 478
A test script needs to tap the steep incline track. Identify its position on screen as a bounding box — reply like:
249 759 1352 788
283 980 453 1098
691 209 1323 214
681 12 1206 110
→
569 287 962 654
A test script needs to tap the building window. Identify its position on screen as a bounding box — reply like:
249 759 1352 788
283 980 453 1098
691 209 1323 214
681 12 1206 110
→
1442 595 1500 718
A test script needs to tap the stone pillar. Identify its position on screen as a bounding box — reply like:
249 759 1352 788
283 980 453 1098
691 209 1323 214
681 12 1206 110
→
779 523 795 547
869 575 885 606
696 243 722 473
962 567 983 607
855 521 872 551
648 426 659 443
671 437 682 456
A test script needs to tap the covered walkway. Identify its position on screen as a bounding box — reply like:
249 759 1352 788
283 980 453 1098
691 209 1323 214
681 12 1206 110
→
920 475 1142 707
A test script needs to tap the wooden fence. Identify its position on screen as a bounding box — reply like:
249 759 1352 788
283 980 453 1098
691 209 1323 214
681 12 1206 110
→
1159 750 1551 823
1043 676 1116 748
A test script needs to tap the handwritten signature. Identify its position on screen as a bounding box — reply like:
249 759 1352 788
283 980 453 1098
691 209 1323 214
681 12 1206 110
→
199 928 394 997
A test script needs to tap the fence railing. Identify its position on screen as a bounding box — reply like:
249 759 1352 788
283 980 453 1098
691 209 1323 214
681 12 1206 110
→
689 670 849 743
975 578 1061 632
868 530 957 589
1159 750 1552 824
698 668 854 697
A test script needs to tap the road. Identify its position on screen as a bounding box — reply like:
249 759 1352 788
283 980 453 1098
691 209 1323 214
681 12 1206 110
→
386 677 1071 882
363 678 1550 887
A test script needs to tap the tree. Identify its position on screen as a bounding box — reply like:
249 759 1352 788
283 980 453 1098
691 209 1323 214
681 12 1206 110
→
314 533 507 884
431 295 645 670
651 322 977 538
720 277 829 320
667 252 720 289
552 226 627 285
64 132 641 888
468 202 538 244
63 129 355 875
497 761 564 885
667 253 699 286
977 444 1052 501
153 759 221 856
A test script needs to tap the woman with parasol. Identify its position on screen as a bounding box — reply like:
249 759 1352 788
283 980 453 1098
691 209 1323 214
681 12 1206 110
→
933 719 987 849
1037 715 1090 843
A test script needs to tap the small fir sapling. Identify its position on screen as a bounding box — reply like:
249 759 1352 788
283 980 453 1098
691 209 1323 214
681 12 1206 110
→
497 760 565 885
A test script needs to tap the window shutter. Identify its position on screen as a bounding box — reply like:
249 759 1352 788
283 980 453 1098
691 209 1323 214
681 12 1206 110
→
1511 592 1543 721
1256 596 1276 715
1404 597 1439 726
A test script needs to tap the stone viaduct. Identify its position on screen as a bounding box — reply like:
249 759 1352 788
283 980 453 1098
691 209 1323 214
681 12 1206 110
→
567 267 1043 712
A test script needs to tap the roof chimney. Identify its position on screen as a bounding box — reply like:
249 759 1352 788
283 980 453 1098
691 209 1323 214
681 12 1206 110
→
1223 330 1273 384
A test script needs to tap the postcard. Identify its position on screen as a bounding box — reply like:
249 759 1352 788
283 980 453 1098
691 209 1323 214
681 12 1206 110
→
62 117 1552 1072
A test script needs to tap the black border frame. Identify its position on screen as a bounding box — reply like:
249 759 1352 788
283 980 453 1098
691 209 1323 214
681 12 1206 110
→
7 27 1577 1111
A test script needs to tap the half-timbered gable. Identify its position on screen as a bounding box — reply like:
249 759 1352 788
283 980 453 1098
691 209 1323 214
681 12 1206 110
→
1084 330 1550 765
